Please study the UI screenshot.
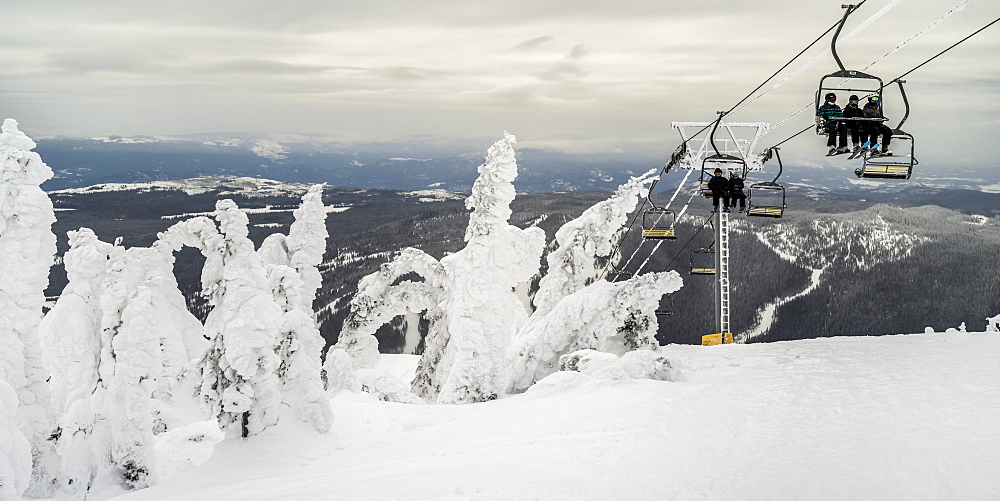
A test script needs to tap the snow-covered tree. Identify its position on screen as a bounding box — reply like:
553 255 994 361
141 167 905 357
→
532 169 657 317
417 133 545 403
987 314 1000 333
506 271 683 393
259 185 332 433
43 228 208 494
0 118 58 496
196 200 284 438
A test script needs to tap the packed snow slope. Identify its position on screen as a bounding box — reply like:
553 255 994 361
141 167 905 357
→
113 332 999 500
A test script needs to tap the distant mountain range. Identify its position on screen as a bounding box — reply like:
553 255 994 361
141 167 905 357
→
34 134 1000 197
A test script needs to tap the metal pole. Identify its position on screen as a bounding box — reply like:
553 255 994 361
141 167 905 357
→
714 210 731 337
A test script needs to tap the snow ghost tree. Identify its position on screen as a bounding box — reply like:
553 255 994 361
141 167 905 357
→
259 185 332 433
42 227 209 494
422 133 546 403
196 200 284 438
0 118 58 496
330 133 545 403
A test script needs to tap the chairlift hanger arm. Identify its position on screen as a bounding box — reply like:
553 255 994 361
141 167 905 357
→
831 4 860 72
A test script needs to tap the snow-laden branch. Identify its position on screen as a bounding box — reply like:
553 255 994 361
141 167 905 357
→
507 271 683 393
335 247 446 369
533 168 657 317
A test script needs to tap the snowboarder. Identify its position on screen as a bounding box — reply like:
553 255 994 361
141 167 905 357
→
728 171 746 213
843 94 868 154
708 168 730 213
863 95 893 156
816 92 850 155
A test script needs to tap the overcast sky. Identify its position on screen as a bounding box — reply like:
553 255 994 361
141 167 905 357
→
2 0 998 171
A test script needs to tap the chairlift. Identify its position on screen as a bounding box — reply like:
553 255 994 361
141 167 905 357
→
816 5 887 136
690 247 716 275
746 147 787 218
857 79 918 180
699 112 749 198
642 207 677 240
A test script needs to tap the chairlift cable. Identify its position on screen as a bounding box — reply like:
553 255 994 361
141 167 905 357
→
891 16 1000 82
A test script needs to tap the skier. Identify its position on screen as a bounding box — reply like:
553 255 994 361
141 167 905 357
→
863 95 893 156
708 168 730 213
815 92 850 155
842 95 868 154
728 171 746 213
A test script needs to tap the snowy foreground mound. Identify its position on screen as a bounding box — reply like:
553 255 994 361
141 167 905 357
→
110 332 999 500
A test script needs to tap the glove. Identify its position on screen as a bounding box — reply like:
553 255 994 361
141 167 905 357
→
815 116 825 127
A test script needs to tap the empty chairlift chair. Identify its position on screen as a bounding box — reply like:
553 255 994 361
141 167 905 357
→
746 147 787 218
642 207 677 240
690 247 715 275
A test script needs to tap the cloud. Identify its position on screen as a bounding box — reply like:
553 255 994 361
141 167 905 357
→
513 36 555 51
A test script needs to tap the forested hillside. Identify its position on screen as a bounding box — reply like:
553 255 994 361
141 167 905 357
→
46 180 1000 351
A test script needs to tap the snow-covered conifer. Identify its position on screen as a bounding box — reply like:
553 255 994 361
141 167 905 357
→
40 228 111 413
987 314 1000 332
285 184 327 307
0 118 58 495
255 185 332 432
428 132 546 403
268 264 332 432
197 200 284 438
532 169 657 317
506 271 683 393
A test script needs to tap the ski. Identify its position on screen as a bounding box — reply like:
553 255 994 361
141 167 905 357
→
848 146 868 160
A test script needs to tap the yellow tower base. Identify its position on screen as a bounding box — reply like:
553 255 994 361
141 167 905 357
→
702 333 734 346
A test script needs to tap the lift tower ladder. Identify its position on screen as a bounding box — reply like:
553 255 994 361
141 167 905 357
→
714 210 731 338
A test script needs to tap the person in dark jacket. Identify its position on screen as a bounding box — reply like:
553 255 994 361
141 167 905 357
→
842 94 868 153
707 168 730 212
863 95 893 155
816 92 849 155
728 171 746 212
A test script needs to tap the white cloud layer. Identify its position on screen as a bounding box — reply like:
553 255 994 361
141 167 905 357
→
2 0 998 171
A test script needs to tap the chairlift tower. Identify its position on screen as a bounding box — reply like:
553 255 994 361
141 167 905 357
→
674 115 763 345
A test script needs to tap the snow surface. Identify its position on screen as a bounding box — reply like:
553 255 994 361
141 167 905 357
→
110 332 1000 500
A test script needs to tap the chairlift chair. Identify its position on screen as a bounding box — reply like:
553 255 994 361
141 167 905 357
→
641 207 677 240
690 247 716 275
816 5 886 136
856 79 918 180
746 147 787 218
699 112 749 198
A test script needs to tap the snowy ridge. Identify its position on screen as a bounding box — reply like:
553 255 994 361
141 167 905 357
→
756 212 927 270
250 140 288 161
49 177 314 197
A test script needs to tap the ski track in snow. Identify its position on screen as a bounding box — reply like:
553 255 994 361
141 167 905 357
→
107 333 1000 500
740 267 825 343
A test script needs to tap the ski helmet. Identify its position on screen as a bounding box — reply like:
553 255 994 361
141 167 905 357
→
825 92 836 101
869 95 880 102
849 95 860 102
714 168 723 174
